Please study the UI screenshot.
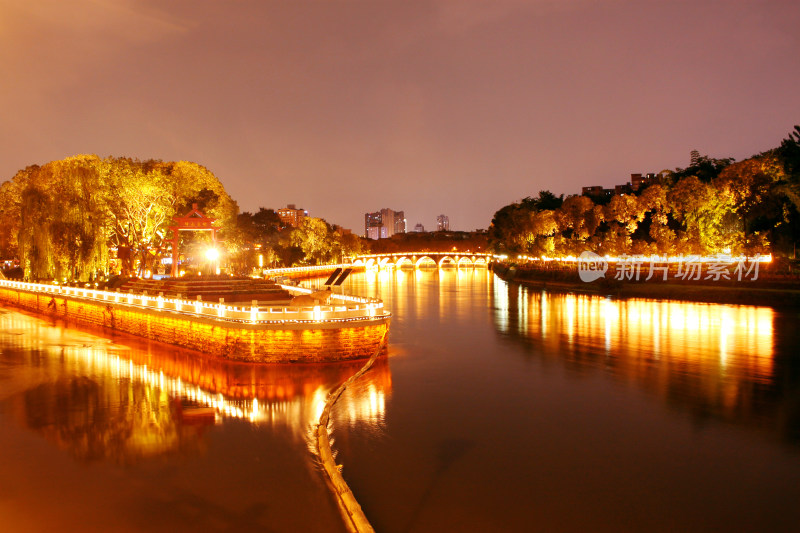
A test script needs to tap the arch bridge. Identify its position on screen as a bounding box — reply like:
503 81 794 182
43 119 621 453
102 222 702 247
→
353 252 492 269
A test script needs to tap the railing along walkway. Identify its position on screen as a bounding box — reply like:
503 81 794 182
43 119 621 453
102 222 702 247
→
0 279 387 325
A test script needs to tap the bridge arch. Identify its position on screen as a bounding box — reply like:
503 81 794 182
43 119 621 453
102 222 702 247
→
437 256 456 267
415 256 437 268
354 252 492 269
395 256 413 268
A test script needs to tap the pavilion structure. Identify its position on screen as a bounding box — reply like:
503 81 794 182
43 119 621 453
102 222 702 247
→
168 203 218 278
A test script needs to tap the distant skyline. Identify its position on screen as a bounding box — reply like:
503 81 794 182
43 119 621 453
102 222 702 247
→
1 0 799 232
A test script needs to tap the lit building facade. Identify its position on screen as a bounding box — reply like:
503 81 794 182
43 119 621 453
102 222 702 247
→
365 208 406 239
436 214 450 231
277 204 308 227
413 223 425 232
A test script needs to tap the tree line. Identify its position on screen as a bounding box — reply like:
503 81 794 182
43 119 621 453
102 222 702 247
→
228 208 366 272
0 155 367 281
488 127 800 258
0 155 238 280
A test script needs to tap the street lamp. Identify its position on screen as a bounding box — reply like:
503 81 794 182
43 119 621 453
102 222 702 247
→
205 247 220 275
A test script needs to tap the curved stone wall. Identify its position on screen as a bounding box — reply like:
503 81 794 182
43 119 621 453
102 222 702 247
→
0 287 389 363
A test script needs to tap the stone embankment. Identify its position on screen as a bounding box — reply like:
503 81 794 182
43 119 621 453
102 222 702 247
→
0 280 390 362
492 263 800 307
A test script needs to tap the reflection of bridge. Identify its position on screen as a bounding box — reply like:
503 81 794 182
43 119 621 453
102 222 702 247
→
354 252 492 268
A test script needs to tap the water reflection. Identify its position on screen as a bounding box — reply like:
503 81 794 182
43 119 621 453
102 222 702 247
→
0 309 392 464
491 279 800 442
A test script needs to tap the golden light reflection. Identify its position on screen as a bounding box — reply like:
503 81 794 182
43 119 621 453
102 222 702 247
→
0 309 392 462
491 284 777 421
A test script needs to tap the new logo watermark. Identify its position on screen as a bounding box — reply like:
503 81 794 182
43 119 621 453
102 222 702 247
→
577 251 608 282
576 251 765 283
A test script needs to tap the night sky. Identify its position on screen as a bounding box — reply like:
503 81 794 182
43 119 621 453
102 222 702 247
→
1 0 798 233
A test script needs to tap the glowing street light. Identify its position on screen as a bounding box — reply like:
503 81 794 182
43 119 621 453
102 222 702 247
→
205 247 221 275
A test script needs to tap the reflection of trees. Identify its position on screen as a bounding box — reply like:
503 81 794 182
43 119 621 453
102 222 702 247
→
15 376 196 464
491 280 800 444
0 310 394 463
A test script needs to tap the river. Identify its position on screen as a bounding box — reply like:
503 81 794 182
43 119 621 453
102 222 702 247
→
1 268 799 532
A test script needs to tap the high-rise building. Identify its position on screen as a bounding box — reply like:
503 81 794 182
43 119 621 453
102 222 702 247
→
413 223 425 232
277 204 308 227
392 210 407 235
365 211 382 239
436 214 450 231
364 208 406 239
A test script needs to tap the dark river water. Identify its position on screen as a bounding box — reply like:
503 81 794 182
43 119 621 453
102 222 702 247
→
2 268 800 532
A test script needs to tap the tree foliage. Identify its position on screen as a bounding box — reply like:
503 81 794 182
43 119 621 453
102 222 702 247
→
0 155 237 280
229 210 368 273
489 137 800 258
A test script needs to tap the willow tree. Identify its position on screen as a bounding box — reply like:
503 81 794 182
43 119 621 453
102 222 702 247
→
2 155 237 280
13 156 110 280
0 167 27 259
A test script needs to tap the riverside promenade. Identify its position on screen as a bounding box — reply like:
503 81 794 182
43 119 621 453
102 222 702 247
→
492 257 800 307
0 278 390 363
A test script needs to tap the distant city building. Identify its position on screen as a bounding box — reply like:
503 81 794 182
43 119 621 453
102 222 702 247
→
277 204 307 227
413 223 425 232
615 183 632 195
583 173 660 199
581 185 612 198
365 211 382 239
436 214 450 231
393 211 407 235
366 225 388 240
364 208 406 239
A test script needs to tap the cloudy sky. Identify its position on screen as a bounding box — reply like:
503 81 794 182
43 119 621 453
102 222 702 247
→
1 0 798 233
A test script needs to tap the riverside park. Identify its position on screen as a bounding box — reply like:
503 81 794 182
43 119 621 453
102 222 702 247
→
2 2 800 532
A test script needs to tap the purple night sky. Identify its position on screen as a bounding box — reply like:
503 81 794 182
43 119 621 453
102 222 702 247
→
1 0 798 233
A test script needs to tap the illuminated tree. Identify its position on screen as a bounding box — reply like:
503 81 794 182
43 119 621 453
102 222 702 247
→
604 194 644 234
103 159 237 276
2 155 237 280
716 151 799 255
531 209 557 248
229 208 289 274
488 191 564 255
0 167 28 260
668 175 741 253
104 159 173 275
291 217 333 265
12 156 110 280
715 156 783 231
555 195 599 254
334 229 366 262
